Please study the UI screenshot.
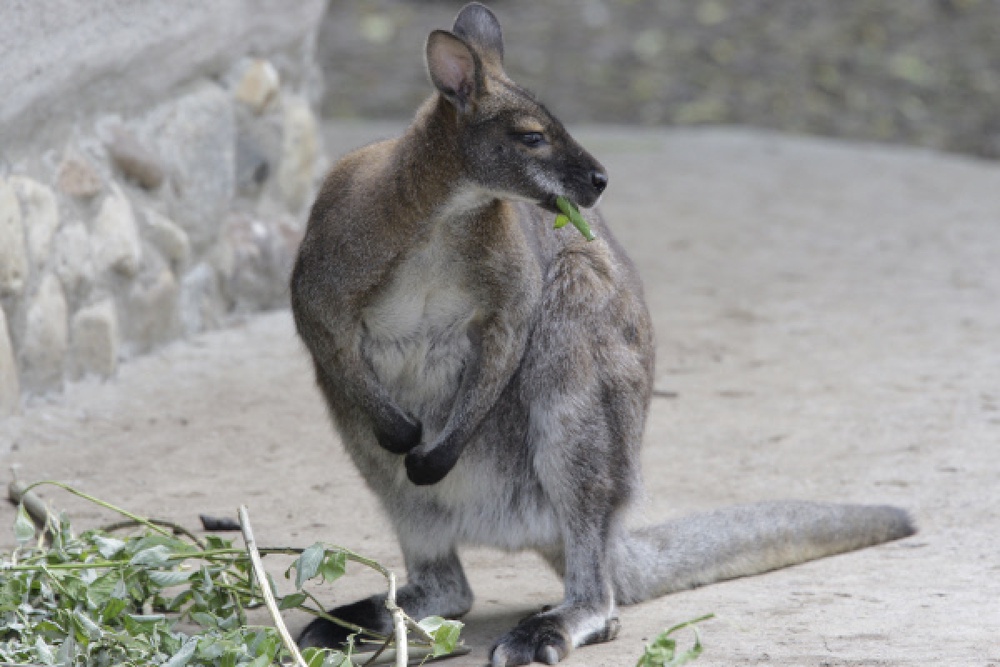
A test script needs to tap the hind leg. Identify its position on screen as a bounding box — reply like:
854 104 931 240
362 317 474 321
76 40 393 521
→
490 402 628 666
490 378 642 663
489 253 652 666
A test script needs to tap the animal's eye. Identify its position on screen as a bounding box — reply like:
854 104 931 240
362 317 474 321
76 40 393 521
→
516 132 546 148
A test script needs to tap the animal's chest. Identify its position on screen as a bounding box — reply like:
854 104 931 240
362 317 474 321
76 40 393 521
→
361 241 478 428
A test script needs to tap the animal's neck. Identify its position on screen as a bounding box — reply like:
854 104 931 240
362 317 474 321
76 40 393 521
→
393 96 499 223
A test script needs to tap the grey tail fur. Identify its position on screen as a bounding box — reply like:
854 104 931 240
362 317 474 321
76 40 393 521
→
612 501 915 605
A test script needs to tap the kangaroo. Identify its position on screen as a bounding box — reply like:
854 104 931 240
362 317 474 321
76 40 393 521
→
289 4 914 665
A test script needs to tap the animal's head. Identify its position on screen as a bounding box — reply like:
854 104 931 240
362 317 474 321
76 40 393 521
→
425 2 608 212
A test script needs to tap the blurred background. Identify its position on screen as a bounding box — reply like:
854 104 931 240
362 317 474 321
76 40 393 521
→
321 0 1000 159
2 0 999 411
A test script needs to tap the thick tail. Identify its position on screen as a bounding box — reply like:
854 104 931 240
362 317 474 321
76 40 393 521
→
611 501 915 605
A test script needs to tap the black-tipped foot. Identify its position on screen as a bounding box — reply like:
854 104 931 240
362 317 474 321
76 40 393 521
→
405 441 462 485
374 415 422 455
297 596 390 650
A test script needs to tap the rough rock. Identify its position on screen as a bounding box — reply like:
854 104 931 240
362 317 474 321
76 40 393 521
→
57 152 103 198
0 308 19 416
234 58 281 113
52 221 95 301
234 103 282 197
235 132 272 196
11 176 60 269
0 179 28 297
179 262 224 335
107 126 166 190
123 265 179 354
19 273 68 393
142 208 192 273
91 184 142 278
69 299 119 380
278 95 319 212
224 213 301 310
150 82 236 253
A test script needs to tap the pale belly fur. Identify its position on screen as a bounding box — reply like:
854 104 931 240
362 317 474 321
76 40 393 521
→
360 238 477 438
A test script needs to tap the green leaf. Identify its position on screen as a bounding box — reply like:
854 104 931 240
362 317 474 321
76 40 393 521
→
301 647 328 667
91 534 127 559
189 611 219 629
163 637 198 667
123 613 166 637
130 545 174 568
418 616 464 657
87 570 123 609
33 636 56 665
148 569 194 587
14 504 36 545
204 534 233 550
319 550 347 584
636 614 713 667
278 592 308 610
554 196 596 241
71 609 103 642
99 597 129 623
291 542 325 589
553 213 570 229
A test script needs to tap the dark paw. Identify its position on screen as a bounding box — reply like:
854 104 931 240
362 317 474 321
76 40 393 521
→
297 597 390 650
490 615 571 666
405 440 462 486
297 616 354 651
374 413 422 454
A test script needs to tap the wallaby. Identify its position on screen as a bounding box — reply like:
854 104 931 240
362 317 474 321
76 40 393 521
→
289 4 915 665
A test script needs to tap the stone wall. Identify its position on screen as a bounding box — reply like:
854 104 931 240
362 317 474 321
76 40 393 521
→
319 0 1000 160
0 1 328 415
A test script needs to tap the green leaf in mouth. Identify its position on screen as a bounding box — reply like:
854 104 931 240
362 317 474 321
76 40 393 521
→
554 196 596 241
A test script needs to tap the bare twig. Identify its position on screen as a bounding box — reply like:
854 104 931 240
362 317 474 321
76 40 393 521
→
384 570 408 667
8 477 56 530
238 505 309 667
100 518 206 547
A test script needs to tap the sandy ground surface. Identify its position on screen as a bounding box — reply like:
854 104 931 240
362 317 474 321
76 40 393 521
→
2 125 999 666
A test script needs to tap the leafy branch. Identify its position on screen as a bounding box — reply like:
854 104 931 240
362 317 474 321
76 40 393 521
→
1 480 466 666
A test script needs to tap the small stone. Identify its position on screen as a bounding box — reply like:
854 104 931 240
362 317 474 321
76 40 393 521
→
234 59 281 113
69 299 119 380
57 152 103 198
0 307 20 416
52 220 95 299
142 208 191 272
235 132 271 195
225 213 303 310
107 126 165 190
278 96 319 212
0 178 28 297
91 184 142 277
19 273 68 393
234 103 282 196
124 266 179 354
11 176 60 269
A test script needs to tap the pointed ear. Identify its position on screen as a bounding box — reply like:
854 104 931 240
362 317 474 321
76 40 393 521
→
452 2 504 67
426 30 481 114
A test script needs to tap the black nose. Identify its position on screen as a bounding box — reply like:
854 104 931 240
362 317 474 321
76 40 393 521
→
590 169 608 193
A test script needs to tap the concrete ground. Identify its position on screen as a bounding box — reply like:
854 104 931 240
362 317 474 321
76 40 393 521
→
2 125 998 666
